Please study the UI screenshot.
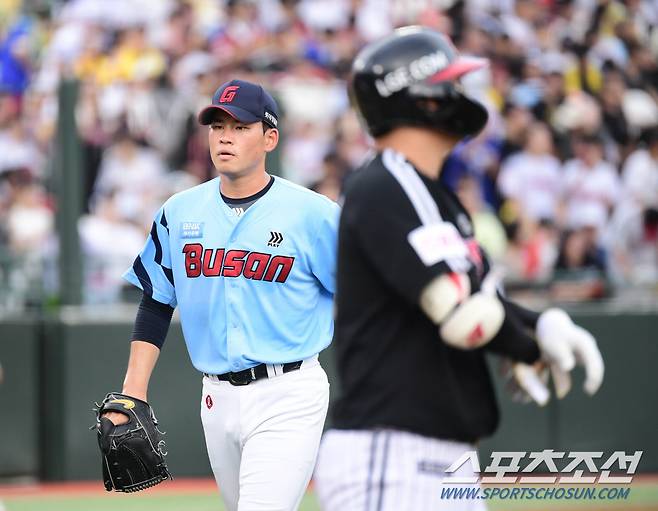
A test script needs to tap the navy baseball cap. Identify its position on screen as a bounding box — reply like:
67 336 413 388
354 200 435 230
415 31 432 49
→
197 79 279 129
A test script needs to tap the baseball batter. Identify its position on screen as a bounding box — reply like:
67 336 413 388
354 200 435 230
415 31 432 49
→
104 79 339 510
314 26 605 510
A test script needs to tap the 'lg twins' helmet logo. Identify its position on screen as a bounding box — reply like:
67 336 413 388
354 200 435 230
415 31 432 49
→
374 50 449 97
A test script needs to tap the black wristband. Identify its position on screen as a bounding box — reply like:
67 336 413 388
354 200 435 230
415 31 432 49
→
485 300 541 364
502 298 541 329
131 294 174 349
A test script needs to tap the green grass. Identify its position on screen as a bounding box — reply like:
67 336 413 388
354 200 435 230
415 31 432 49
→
0 493 320 511
2 485 657 511
485 483 658 509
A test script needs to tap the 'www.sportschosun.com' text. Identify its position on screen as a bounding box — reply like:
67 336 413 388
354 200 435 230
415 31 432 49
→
441 486 631 501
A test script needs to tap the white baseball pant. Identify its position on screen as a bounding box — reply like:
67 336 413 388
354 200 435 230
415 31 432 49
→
201 357 329 511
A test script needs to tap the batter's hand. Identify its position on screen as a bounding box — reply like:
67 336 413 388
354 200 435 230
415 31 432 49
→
500 359 549 405
512 309 604 406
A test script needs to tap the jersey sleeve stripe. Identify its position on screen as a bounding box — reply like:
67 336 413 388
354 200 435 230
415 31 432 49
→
148 216 175 287
382 148 443 226
160 210 169 232
162 266 174 286
132 256 153 297
388 149 440 224
150 222 163 265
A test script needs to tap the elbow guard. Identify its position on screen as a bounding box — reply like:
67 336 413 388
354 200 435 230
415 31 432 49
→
419 273 505 349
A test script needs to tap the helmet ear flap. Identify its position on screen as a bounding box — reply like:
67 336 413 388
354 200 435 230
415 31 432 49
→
436 96 489 137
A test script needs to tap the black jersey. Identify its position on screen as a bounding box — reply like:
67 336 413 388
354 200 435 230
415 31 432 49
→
331 149 539 443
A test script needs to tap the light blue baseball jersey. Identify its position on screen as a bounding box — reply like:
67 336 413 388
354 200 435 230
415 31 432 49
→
123 176 340 375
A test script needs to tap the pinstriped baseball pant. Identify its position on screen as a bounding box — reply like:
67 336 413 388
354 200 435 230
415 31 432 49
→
314 428 487 511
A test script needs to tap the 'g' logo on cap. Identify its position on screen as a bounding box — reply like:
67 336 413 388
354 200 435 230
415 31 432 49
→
219 85 240 103
198 79 280 127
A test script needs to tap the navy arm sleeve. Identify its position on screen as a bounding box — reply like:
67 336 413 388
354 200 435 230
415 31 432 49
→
131 293 175 349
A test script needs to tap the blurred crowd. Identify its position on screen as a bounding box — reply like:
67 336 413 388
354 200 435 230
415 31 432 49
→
0 0 657 307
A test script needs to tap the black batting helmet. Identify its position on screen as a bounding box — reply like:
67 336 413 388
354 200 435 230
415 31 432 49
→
350 26 489 138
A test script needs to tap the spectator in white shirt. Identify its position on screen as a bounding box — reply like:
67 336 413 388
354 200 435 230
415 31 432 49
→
91 126 167 227
498 121 562 223
79 189 147 302
605 128 658 284
562 133 620 236
621 127 658 211
0 119 45 177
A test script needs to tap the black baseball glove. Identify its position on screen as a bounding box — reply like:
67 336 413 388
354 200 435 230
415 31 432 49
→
95 392 171 492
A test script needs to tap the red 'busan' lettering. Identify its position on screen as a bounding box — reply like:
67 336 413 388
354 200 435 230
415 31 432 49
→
243 252 271 280
182 243 202 277
183 244 294 283
203 248 224 276
222 250 248 278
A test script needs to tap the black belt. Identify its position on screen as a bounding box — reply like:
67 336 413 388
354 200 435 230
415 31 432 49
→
204 360 303 386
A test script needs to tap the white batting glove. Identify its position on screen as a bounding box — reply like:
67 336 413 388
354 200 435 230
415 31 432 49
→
512 308 604 406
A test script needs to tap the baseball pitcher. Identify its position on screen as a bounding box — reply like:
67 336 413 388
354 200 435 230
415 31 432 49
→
96 79 339 511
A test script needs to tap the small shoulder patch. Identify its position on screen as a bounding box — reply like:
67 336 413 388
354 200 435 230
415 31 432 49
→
407 222 468 266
